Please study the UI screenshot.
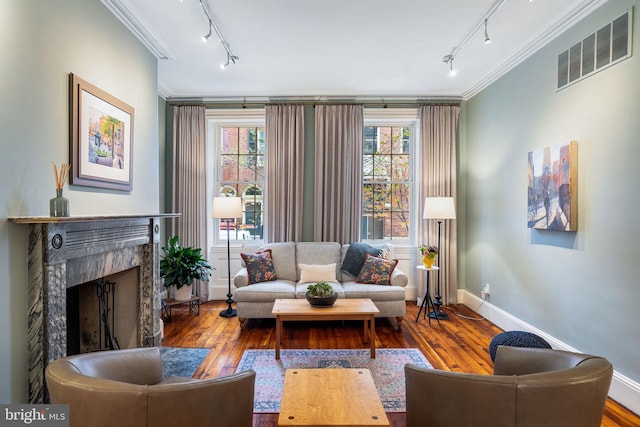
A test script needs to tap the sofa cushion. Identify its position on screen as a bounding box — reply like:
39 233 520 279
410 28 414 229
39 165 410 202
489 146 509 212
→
241 250 277 284
241 242 298 281
234 280 296 301
341 242 392 277
342 282 406 301
298 263 337 284
355 254 398 285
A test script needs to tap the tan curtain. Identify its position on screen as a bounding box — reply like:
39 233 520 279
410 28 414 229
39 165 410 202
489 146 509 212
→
265 104 305 242
171 105 208 300
314 105 363 243
419 105 460 305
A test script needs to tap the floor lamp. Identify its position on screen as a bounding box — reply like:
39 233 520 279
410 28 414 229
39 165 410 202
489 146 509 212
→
212 196 243 318
423 197 456 320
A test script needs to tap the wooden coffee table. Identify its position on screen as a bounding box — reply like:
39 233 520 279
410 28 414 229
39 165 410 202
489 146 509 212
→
271 298 379 359
278 368 389 426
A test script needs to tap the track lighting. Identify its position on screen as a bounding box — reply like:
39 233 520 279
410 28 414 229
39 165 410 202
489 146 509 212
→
484 18 491 44
198 0 239 69
441 0 531 75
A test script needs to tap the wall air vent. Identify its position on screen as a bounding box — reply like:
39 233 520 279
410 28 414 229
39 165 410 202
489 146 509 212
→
557 9 633 90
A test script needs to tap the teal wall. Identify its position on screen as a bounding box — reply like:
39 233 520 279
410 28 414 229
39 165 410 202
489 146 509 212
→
0 0 159 402
461 0 640 383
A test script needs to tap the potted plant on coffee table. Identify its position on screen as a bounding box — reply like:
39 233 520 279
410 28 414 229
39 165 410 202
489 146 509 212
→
305 281 338 307
160 235 214 301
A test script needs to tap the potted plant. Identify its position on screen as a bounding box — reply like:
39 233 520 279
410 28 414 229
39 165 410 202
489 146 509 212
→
305 281 338 307
160 236 214 301
419 245 439 268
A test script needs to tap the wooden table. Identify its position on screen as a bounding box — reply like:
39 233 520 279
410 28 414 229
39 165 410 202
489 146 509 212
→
278 368 389 426
272 298 379 360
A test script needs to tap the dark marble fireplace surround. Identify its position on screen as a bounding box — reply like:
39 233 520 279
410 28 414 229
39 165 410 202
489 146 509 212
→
10 214 175 404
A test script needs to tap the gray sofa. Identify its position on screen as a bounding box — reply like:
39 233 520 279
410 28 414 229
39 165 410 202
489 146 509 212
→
233 242 408 329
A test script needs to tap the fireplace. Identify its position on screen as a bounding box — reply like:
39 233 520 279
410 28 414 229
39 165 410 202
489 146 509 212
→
9 214 176 404
66 268 140 355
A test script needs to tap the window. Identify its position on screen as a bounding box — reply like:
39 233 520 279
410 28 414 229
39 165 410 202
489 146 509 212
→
208 109 265 242
362 109 417 243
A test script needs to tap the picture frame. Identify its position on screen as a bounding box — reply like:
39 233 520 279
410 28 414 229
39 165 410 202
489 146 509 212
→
527 141 578 231
69 73 134 191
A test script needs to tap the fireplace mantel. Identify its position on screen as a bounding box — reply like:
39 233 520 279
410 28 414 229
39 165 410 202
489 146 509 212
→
9 213 178 224
9 213 179 403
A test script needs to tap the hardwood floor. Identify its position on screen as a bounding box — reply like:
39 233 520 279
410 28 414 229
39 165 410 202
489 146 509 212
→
162 300 639 427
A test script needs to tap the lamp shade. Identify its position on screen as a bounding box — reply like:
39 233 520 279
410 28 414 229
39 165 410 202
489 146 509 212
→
423 197 456 220
212 196 242 219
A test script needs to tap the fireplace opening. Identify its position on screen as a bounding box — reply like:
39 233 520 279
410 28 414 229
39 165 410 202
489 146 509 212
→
66 267 140 355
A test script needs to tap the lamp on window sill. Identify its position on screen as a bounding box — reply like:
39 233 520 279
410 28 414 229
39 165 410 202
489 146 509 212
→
423 197 456 320
212 196 243 318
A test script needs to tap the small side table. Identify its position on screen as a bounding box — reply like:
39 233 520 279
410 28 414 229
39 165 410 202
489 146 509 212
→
415 265 439 324
161 297 200 322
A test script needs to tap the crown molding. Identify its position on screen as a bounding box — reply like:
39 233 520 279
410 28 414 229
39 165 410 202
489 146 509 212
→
100 0 173 60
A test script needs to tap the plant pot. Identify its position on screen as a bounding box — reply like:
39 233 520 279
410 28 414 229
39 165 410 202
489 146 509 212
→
305 291 338 307
174 284 193 301
423 253 437 268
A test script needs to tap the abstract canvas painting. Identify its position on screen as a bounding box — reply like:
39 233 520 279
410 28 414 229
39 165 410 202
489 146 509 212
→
527 141 577 231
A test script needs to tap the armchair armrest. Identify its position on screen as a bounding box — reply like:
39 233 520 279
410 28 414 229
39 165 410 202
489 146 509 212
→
147 370 256 427
404 364 517 426
493 345 595 376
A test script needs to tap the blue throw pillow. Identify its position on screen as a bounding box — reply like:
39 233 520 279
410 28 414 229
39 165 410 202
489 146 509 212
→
240 249 278 284
355 254 398 285
341 242 388 277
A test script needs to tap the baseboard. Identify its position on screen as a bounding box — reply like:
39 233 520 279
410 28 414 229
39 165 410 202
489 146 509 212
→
458 289 640 417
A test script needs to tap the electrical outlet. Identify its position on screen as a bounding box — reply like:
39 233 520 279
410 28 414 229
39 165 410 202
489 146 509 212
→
481 284 490 299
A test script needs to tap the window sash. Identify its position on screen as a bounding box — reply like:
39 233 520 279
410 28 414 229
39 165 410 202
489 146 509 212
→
207 109 266 244
361 120 416 243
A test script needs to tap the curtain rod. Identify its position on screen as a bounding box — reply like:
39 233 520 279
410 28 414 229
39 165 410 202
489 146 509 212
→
168 99 462 108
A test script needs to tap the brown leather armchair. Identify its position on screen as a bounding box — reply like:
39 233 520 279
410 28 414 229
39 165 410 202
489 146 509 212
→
405 346 613 427
45 347 256 427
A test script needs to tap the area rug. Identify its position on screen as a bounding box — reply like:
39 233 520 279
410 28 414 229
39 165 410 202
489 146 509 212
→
159 346 210 379
235 348 432 413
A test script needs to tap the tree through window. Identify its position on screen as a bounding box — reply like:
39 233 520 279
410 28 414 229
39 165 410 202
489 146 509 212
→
362 125 412 241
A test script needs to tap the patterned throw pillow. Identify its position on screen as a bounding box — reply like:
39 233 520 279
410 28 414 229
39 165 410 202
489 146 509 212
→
240 249 278 284
355 254 398 285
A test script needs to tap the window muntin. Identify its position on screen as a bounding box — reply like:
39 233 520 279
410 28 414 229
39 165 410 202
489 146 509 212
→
362 125 412 241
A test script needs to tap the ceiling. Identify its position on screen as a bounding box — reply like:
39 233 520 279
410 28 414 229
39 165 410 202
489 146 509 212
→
103 0 606 101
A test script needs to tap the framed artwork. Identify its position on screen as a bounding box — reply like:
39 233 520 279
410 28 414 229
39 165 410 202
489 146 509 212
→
69 73 134 191
527 141 578 231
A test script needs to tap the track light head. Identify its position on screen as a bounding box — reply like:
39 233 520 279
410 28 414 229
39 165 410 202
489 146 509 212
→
220 53 239 70
202 19 212 42
443 54 457 77
484 18 491 44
